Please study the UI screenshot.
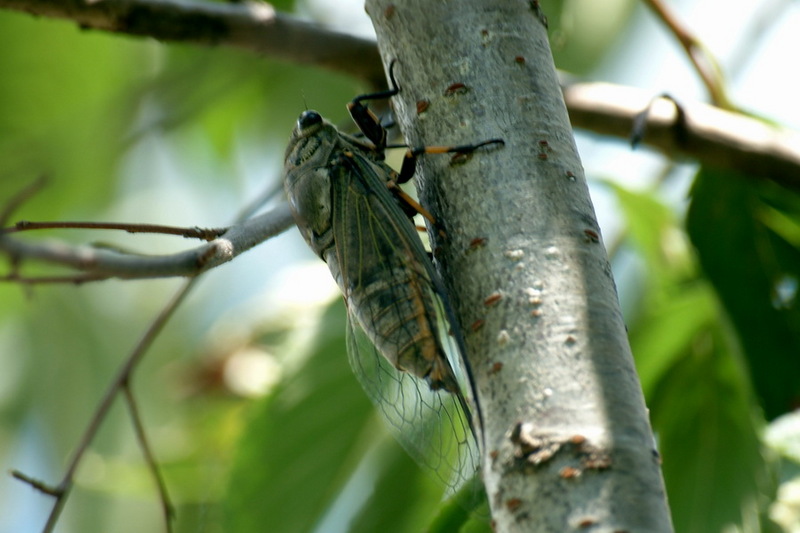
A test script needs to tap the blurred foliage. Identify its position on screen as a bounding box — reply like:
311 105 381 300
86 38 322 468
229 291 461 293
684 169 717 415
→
615 180 781 532
224 301 469 532
687 170 800 419
1 1 799 533
547 0 637 74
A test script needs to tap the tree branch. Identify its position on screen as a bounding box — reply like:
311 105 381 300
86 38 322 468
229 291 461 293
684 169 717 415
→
641 0 732 108
1 0 798 187
1 204 295 281
366 0 673 530
12 277 197 533
122 382 175 529
7 221 225 241
563 81 800 189
0 0 385 86
1 183 294 533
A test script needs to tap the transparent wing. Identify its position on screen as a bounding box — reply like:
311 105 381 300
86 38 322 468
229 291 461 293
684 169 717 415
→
328 151 480 495
345 302 479 494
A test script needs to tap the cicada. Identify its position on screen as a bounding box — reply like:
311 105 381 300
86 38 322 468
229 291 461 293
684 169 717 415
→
282 65 501 491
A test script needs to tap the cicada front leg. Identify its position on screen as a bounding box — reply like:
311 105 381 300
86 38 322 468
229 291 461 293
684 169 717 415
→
345 61 401 151
345 60 506 241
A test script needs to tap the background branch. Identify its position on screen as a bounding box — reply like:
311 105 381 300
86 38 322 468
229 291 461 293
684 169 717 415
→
122 383 175 530
641 0 732 108
0 0 385 86
1 0 797 186
563 81 800 189
7 221 225 241
1 204 295 281
11 278 196 533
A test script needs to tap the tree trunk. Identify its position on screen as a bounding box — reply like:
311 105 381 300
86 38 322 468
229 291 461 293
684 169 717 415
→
365 1 674 531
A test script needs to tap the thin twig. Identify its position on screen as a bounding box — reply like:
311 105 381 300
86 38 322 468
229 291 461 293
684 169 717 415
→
122 382 175 531
641 0 733 109
1 273 111 285
9 470 62 497
7 221 227 241
4 170 298 530
0 204 296 280
0 175 48 226
33 278 197 533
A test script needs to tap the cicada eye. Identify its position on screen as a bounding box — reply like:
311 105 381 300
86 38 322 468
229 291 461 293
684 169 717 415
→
297 110 323 131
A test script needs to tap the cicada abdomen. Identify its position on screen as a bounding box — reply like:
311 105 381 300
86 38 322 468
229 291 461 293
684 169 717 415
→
284 110 480 492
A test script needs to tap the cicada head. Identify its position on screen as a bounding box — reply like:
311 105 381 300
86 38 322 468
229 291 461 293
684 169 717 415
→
284 110 339 168
283 111 342 256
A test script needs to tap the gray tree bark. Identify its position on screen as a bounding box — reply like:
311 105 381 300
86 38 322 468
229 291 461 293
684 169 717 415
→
365 1 674 531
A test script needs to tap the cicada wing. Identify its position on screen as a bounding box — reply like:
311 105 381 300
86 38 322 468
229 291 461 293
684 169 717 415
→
344 296 479 495
328 150 481 495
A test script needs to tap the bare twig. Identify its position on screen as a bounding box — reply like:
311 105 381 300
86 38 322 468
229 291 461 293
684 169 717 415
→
7 221 226 241
1 272 110 285
641 0 732 109
0 0 385 87
3 172 297 530
10 278 197 532
0 175 48 226
0 204 295 281
0 179 295 533
9 471 62 497
8 279 193 531
122 383 175 530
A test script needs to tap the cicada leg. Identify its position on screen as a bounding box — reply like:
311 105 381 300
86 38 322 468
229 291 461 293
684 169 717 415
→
397 139 506 186
345 58 505 232
387 139 506 239
346 61 401 150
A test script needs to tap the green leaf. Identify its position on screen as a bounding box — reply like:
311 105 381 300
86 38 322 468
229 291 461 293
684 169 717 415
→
650 319 773 533
427 476 490 533
0 14 147 214
346 432 442 533
606 180 691 289
348 443 490 533
611 181 776 531
606 181 708 393
224 298 490 532
629 282 716 394
687 168 800 419
550 0 637 74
